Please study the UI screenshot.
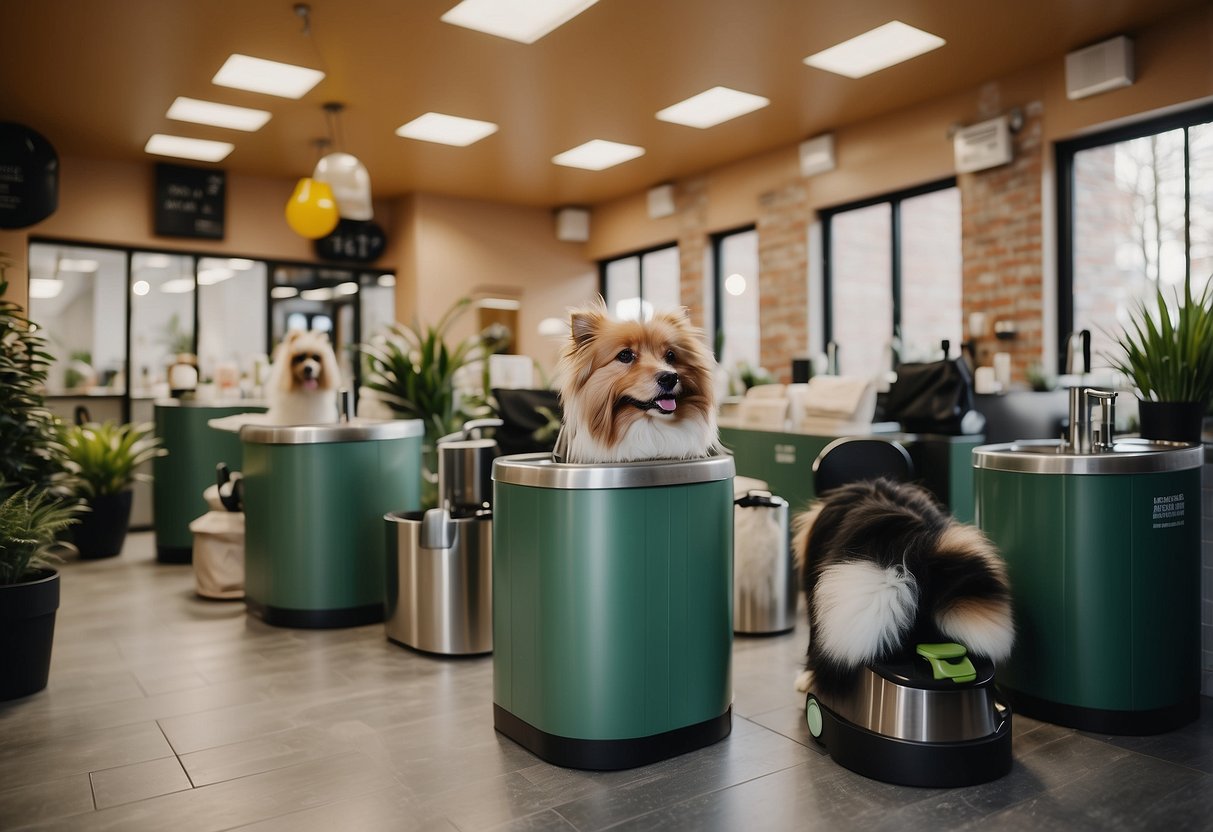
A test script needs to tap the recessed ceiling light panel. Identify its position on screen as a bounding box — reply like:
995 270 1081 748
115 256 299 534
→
803 21 945 79
656 86 770 129
552 140 645 171
441 0 599 44
212 54 325 99
167 97 271 131
396 112 499 146
144 134 234 163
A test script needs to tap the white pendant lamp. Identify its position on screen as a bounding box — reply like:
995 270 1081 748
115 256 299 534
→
313 102 373 220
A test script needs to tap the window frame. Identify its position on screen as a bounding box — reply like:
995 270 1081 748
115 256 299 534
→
597 241 680 320
1055 100 1213 374
820 176 959 362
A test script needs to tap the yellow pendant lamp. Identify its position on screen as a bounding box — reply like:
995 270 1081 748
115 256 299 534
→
284 176 339 239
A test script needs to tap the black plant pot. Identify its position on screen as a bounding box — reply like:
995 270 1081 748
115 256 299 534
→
1137 399 1205 444
73 490 134 559
0 569 59 701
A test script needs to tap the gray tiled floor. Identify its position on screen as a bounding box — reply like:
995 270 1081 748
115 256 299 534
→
1 532 1210 831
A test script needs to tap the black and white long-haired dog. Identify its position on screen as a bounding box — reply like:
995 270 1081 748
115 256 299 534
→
793 479 1013 697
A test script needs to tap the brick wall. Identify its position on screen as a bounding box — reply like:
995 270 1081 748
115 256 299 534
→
676 176 709 329
755 181 810 383
959 107 1044 380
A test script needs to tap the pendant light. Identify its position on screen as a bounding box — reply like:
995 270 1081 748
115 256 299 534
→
313 102 373 220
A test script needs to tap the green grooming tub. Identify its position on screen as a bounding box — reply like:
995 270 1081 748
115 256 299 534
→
240 419 423 628
974 437 1203 734
492 453 735 770
153 400 266 563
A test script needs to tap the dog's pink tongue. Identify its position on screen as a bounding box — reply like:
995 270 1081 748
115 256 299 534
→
302 378 319 391
656 397 677 412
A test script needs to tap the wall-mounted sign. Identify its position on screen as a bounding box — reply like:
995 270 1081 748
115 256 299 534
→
314 218 387 263
0 122 59 229
154 163 225 239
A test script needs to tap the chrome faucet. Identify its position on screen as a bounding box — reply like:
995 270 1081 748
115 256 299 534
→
1066 387 1117 453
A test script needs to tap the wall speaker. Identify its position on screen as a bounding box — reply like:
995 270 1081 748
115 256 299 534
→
1065 36 1134 100
555 207 590 242
798 134 835 177
647 184 676 219
953 116 1012 174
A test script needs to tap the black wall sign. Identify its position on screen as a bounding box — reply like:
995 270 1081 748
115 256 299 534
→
314 218 387 263
154 163 225 239
0 122 59 230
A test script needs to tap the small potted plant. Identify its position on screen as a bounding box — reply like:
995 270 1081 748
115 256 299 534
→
1108 274 1213 443
57 421 166 558
361 297 489 508
0 487 79 699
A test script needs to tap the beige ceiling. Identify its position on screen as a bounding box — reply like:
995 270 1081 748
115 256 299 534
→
0 0 1201 208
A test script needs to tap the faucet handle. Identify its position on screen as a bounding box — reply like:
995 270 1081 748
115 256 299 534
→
1085 388 1117 451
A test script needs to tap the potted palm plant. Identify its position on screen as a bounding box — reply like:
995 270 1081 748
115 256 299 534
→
1108 274 1213 443
0 487 79 699
57 420 166 558
1 260 79 700
360 297 489 508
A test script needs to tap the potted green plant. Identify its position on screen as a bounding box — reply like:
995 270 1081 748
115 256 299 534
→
360 297 489 507
0 486 79 700
1108 274 1213 443
0 261 65 496
56 420 166 558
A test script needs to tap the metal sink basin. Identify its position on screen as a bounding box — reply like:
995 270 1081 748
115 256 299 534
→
974 437 1203 475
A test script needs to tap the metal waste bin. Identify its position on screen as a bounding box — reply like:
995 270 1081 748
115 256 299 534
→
734 487 794 634
974 434 1203 734
385 420 500 655
240 419 423 628
492 453 735 770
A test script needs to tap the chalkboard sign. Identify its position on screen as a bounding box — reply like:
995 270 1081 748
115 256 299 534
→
314 218 387 263
154 163 225 239
0 122 59 229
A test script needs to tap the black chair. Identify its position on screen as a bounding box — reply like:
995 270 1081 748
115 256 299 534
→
812 437 915 496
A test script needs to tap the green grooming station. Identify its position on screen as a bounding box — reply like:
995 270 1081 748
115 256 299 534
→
492 453 735 770
153 400 266 563
240 419 423 628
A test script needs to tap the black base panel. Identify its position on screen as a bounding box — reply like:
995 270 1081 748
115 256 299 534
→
494 704 732 771
1002 687 1199 736
156 545 192 564
734 627 795 638
245 599 384 629
813 698 1012 788
386 636 491 658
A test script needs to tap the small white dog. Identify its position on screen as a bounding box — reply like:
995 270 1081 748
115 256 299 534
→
265 330 341 425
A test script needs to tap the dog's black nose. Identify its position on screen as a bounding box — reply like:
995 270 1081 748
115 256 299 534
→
657 372 678 392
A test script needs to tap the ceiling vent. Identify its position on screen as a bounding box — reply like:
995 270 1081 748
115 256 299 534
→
953 116 1012 174
555 207 590 242
1065 36 1134 100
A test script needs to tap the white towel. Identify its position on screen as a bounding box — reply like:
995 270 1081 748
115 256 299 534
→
739 397 789 430
744 383 787 400
798 376 877 421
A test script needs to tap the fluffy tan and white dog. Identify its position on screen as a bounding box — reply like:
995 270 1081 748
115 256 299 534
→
556 304 720 464
265 329 341 425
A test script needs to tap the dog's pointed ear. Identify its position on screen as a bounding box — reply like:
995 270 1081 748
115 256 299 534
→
570 309 603 347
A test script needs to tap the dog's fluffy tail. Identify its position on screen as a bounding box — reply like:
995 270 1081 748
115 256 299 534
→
929 523 1014 663
811 560 918 668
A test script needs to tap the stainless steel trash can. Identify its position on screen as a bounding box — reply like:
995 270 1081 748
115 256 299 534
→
734 489 794 634
384 511 492 654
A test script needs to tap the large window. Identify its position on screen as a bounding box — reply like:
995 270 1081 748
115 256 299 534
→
601 244 680 321
823 180 962 379
712 227 759 372
1059 103 1213 371
27 239 394 416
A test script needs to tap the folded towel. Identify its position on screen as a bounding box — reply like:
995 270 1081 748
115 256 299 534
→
798 376 876 421
739 397 789 430
744 383 787 400
798 416 875 437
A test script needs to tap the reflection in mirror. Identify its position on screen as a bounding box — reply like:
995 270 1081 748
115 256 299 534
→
27 242 128 396
270 265 395 404
197 256 267 394
131 251 194 399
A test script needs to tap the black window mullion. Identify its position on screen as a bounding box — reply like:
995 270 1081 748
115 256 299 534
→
1183 125 1191 287
822 214 833 345
890 199 903 345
